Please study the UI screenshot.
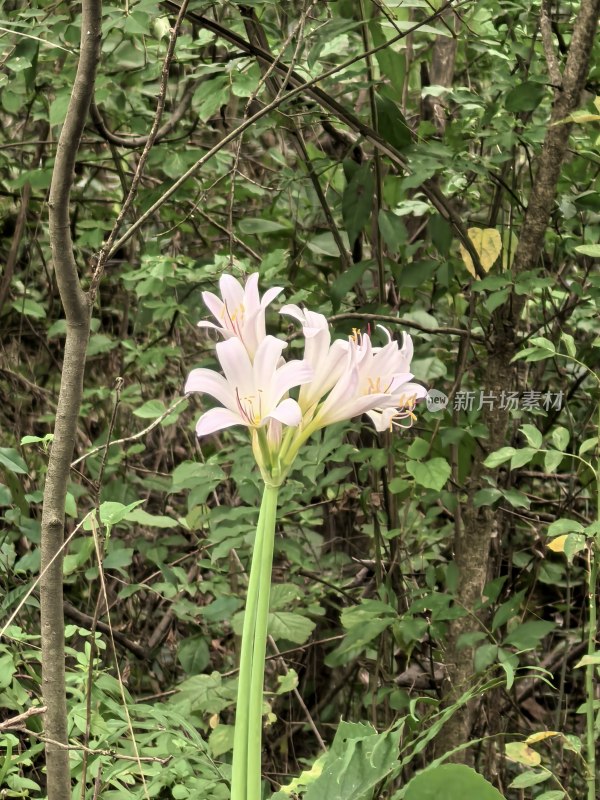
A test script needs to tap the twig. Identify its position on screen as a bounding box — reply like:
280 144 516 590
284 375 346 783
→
328 312 480 340
0 706 47 731
71 396 187 467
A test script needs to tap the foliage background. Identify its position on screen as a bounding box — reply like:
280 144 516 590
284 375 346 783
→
0 0 599 797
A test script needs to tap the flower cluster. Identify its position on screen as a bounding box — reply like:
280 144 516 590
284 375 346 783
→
185 273 426 482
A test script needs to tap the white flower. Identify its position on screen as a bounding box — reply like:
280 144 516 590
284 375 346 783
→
185 335 312 436
197 273 283 358
311 331 426 432
279 304 348 413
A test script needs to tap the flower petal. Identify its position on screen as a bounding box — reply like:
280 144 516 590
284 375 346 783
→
266 398 302 427
254 336 288 397
219 274 245 314
185 368 237 410
202 290 225 322
273 359 313 403
216 337 254 396
196 407 244 436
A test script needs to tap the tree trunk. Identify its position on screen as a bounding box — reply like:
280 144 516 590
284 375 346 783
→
440 0 600 759
41 3 102 796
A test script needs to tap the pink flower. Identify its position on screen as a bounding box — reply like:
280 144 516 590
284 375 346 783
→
185 335 312 436
311 331 426 432
197 273 283 359
279 304 348 413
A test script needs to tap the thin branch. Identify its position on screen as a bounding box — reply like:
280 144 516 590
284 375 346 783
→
90 0 190 297
89 79 197 149
0 706 47 731
328 312 482 340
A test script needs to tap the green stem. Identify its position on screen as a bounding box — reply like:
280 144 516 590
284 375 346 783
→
230 483 279 800
248 483 278 800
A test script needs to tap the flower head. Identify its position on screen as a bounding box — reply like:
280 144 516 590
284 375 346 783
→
197 273 283 359
185 335 312 437
280 304 348 413
311 330 426 432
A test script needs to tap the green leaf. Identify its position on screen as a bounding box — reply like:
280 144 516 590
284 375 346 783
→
520 424 542 449
483 447 515 468
269 612 316 644
11 298 46 318
342 163 374 245
178 635 210 675
276 668 299 695
103 547 134 571
304 723 401 800
0 654 15 689
208 724 234 757
125 509 178 528
503 620 555 650
547 518 584 536
375 94 412 150
551 426 569 452
544 449 564 473
406 458 451 491
508 770 550 789
510 448 536 469
504 80 546 113
0 448 28 475
99 500 144 526
574 244 600 257
405 765 505 799
133 399 167 418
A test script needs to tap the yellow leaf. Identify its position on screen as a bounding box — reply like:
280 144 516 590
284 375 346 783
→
506 741 541 766
525 731 560 744
547 535 568 553
209 713 219 730
459 228 502 279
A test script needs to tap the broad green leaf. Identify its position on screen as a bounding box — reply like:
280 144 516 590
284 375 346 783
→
504 80 546 112
404 765 505 799
178 635 210 675
406 458 451 491
574 244 600 256
547 518 584 536
208 724 234 757
510 448 536 469
0 448 28 475
269 612 316 644
574 651 600 668
304 724 401 800
375 94 412 150
342 163 374 245
520 424 542 449
483 447 515 468
509 770 550 789
544 449 564 473
503 620 554 650
99 500 144 526
551 426 569 452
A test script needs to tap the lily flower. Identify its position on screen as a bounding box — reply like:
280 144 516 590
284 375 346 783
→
311 331 426 433
280 304 349 413
185 335 312 437
197 273 283 358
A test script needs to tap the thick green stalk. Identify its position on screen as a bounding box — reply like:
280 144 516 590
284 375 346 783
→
247 484 279 800
231 483 279 800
